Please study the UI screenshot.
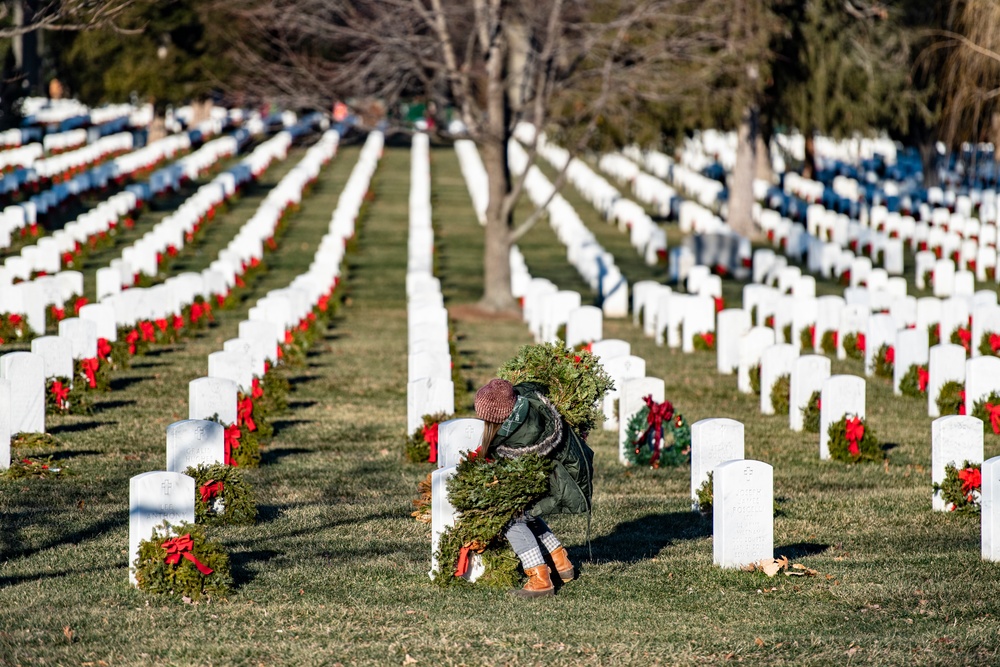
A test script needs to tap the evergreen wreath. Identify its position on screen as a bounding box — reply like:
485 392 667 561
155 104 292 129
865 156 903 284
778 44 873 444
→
927 322 940 347
782 323 792 344
75 357 111 392
801 391 821 433
497 340 613 437
45 377 93 415
843 332 864 361
827 415 880 463
434 452 554 589
622 396 691 468
873 343 894 379
133 522 233 602
205 415 261 468
185 463 257 525
899 364 929 398
820 330 837 355
3 455 66 479
770 374 791 415
979 331 1000 357
799 326 814 352
971 391 1000 435
950 326 972 354
936 380 966 416
405 412 451 464
749 363 761 395
696 472 713 516
693 332 716 351
922 270 934 292
933 461 982 514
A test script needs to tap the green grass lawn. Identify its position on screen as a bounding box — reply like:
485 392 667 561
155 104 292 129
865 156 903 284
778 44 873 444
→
1 138 999 666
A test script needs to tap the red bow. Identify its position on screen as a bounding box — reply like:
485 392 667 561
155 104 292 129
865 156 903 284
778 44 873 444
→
80 358 99 389
700 332 715 349
423 422 439 463
991 334 1000 355
959 390 967 415
808 325 816 347
51 380 70 408
9 314 22 326
958 327 972 351
97 337 112 361
318 294 330 312
714 297 724 313
856 333 866 353
161 534 213 575
154 318 168 333
454 546 471 577
917 366 929 393
986 403 1000 435
172 314 184 331
73 297 88 315
190 303 204 323
638 395 674 467
50 306 65 322
238 397 256 432
958 467 982 501
126 329 140 355
224 424 241 465
284 330 294 345
884 346 894 365
216 293 227 308
252 377 263 400
199 480 224 504
139 321 156 342
845 416 864 457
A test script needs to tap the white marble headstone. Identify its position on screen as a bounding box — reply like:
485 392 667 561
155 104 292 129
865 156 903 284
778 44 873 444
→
931 416 983 511
690 418 744 510
189 376 238 426
128 471 195 585
166 419 225 473
819 375 865 459
712 459 773 569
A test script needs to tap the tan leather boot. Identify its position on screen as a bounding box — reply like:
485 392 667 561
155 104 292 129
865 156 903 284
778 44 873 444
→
549 546 575 583
511 565 554 598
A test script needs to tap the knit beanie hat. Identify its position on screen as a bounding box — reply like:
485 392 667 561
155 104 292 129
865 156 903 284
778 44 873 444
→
475 379 517 423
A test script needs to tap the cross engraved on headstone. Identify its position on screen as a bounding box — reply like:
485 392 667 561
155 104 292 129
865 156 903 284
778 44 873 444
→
161 480 172 495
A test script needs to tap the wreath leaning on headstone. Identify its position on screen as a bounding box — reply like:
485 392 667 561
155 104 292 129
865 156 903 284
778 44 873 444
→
622 395 691 468
801 391 821 433
820 330 837 355
933 461 982 514
843 332 864 361
899 364 929 398
185 463 257 526
936 380 966 416
927 322 940 347
750 363 761 395
770 374 791 415
827 415 880 463
45 376 93 415
133 522 233 602
873 344 894 379
972 391 1000 436
405 412 451 464
980 332 1000 358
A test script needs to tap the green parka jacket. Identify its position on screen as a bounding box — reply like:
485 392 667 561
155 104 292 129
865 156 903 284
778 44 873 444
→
487 382 594 518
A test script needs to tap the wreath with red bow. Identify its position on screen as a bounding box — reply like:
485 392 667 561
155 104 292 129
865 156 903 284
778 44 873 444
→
405 412 451 464
933 461 982 514
623 395 691 468
827 414 881 463
185 463 257 525
899 364 929 398
971 391 1000 436
133 522 233 601
979 331 1000 358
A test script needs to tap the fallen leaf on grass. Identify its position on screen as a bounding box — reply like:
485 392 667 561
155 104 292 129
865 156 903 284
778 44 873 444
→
63 626 73 643
744 556 818 577
403 654 418 665
754 637 765 647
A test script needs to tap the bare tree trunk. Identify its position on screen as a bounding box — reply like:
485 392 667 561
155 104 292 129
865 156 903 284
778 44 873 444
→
755 133 772 182
479 136 517 313
728 101 759 239
803 133 816 179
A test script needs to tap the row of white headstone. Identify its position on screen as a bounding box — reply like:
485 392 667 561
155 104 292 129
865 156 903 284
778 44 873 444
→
527 132 667 267
507 131 628 318
128 129 361 586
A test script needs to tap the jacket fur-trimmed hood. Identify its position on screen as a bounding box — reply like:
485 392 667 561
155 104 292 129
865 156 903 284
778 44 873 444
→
491 390 565 459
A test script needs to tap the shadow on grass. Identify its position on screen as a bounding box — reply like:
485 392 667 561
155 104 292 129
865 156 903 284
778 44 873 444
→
0 515 124 562
49 420 108 434
256 505 285 523
285 374 320 388
583 511 711 564
287 400 318 410
774 542 830 560
49 449 102 460
92 399 137 413
0 565 107 589
227 550 283 587
260 446 311 465
110 376 150 392
882 442 900 453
